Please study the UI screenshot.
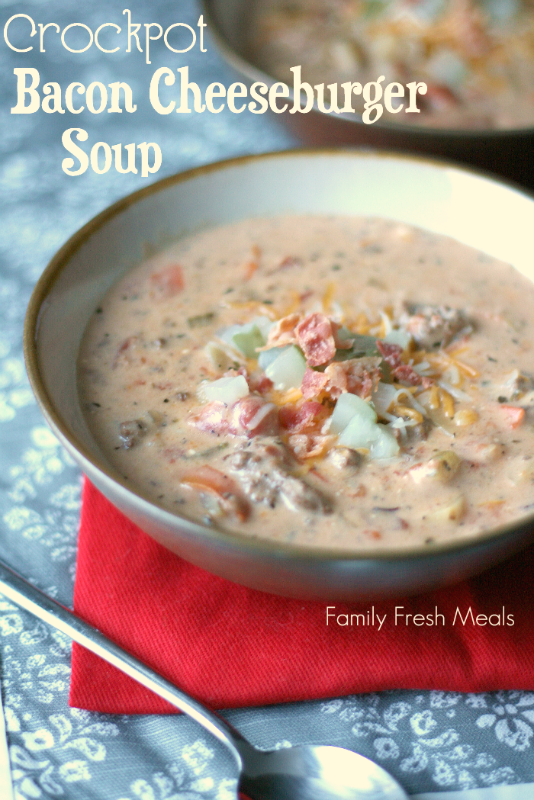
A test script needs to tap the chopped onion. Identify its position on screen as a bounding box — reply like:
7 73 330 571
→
330 393 377 434
384 328 412 349
198 375 249 405
372 381 397 418
370 426 400 459
265 345 306 390
232 325 265 358
258 345 290 372
219 316 273 358
205 341 243 371
338 415 399 458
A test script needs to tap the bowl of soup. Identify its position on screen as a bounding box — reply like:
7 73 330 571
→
24 150 534 599
203 0 534 179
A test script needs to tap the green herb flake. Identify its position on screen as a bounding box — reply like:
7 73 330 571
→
187 312 216 329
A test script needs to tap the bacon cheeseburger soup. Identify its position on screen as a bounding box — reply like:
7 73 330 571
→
248 0 534 130
78 215 534 550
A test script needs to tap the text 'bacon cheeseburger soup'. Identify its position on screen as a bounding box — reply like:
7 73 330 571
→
78 215 534 550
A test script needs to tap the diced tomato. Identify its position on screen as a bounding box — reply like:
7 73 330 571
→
232 395 279 437
149 264 184 299
500 405 526 429
189 401 230 436
190 396 278 438
250 374 274 395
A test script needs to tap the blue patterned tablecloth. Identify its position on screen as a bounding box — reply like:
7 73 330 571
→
1 1 534 797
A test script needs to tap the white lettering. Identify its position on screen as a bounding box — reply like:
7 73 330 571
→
11 68 40 114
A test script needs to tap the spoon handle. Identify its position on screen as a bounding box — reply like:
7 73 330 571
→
0 559 248 766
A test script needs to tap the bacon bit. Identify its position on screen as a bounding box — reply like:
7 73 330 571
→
377 340 403 367
376 340 422 386
500 405 526 429
348 484 367 498
392 364 422 386
301 359 380 402
323 358 381 400
249 374 274 395
279 401 326 432
113 336 138 368
264 313 301 348
287 434 335 461
149 264 184 299
181 465 249 521
295 313 337 367
301 368 329 400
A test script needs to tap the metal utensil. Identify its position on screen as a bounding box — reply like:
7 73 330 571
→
0 559 407 800
0 656 14 800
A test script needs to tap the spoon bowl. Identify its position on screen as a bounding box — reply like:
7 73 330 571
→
237 742 408 799
0 559 407 800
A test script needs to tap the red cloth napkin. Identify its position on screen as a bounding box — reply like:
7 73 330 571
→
69 479 534 715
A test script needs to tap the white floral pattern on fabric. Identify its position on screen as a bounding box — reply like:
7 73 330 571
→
318 692 530 791
476 692 534 751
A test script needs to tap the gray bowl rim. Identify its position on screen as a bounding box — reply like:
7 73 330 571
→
23 147 534 563
202 0 534 140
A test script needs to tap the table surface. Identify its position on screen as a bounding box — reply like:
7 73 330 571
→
1 1 534 798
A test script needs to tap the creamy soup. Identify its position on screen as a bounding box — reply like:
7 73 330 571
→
78 215 534 550
248 0 534 129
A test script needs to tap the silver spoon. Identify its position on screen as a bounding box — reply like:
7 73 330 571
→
0 560 408 800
